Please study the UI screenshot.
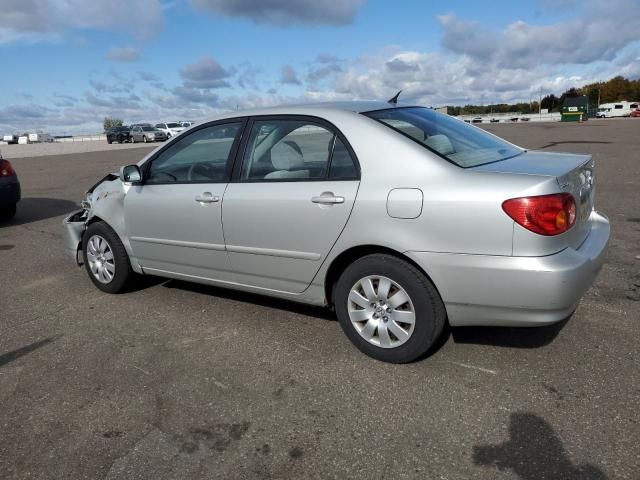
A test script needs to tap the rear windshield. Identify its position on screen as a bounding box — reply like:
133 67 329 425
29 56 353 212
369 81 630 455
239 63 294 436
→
364 107 523 168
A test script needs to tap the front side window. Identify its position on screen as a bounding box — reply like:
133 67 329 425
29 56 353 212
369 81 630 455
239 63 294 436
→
614 105 623 109
241 119 356 181
364 107 523 168
146 122 242 184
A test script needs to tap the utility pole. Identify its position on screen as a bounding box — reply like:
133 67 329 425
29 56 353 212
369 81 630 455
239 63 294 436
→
539 87 543 119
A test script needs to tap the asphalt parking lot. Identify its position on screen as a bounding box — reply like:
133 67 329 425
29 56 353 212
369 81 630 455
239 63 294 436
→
1 119 638 479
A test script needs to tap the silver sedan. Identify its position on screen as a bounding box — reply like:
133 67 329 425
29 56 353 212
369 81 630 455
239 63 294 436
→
63 102 609 363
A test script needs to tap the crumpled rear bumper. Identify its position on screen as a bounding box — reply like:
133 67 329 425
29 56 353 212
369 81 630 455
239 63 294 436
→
63 210 87 265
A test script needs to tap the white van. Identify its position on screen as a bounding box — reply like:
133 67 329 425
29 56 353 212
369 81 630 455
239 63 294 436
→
596 101 639 118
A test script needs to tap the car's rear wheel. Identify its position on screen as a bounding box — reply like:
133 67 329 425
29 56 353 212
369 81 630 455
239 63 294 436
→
82 222 134 294
0 203 17 221
334 254 446 363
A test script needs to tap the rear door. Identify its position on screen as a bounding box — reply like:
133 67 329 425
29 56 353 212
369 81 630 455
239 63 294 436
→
125 119 245 280
222 116 360 293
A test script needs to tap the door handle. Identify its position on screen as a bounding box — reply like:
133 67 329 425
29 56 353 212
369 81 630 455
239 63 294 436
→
311 193 345 205
195 192 220 203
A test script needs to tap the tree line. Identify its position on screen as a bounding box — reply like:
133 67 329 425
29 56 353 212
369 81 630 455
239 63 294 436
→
447 75 640 115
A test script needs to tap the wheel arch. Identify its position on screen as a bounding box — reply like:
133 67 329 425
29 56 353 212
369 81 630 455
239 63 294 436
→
323 244 444 308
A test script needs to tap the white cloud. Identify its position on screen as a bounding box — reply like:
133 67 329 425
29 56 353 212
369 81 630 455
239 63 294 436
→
189 0 365 26
179 56 234 89
107 47 141 62
439 0 640 68
0 0 163 44
279 65 302 85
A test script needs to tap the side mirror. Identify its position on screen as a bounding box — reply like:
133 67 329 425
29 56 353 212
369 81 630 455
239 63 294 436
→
120 165 142 184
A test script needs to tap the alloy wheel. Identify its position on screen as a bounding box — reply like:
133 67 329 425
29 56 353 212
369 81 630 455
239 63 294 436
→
348 275 415 348
86 234 116 284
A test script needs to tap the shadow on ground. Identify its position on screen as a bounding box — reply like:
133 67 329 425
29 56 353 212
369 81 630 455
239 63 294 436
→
0 336 59 368
451 317 568 349
163 279 336 321
1 197 78 226
156 277 568 351
473 412 607 479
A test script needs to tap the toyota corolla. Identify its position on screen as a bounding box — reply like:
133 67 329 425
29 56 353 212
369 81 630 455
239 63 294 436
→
63 102 609 363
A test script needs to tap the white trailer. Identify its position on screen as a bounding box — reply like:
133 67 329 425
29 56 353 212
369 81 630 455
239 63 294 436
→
596 101 639 118
27 132 54 143
2 134 17 144
18 136 28 144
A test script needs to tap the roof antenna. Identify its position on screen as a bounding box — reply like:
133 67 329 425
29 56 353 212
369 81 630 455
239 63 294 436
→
387 90 402 105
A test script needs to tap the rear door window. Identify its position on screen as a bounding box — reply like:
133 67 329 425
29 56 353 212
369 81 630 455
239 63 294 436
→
240 119 357 181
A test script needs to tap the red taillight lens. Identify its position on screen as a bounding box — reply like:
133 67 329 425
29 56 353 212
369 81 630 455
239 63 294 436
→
502 193 576 236
0 159 15 177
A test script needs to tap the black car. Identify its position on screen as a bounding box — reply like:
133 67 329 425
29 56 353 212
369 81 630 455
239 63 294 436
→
106 126 131 144
0 156 20 221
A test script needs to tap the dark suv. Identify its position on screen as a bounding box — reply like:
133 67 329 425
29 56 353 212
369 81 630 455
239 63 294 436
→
106 126 131 144
0 156 20 221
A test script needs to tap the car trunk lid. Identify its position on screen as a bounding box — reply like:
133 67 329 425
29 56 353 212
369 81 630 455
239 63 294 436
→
473 151 595 251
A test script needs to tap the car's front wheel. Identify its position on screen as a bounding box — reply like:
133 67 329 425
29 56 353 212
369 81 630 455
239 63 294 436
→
82 222 134 293
143 135 148 143
334 254 446 363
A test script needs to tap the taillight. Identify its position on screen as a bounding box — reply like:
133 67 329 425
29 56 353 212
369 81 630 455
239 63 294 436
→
502 193 576 236
0 159 15 177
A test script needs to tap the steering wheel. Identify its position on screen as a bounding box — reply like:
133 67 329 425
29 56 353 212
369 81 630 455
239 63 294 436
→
187 162 217 181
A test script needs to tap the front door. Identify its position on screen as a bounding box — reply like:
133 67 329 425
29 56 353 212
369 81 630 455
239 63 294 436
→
222 117 360 293
125 120 244 280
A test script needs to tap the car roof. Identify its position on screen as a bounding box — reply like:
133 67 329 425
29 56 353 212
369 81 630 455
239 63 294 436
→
199 101 421 123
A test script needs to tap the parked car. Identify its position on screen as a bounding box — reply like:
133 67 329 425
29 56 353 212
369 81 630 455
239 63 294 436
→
63 102 609 363
180 121 194 128
471 117 482 123
155 122 186 138
0 155 20 221
106 126 131 144
630 108 640 118
130 125 167 143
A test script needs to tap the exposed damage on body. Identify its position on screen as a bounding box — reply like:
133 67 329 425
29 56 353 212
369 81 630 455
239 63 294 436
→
63 172 142 273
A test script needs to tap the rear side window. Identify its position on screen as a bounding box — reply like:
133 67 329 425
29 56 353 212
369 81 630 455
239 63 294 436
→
365 107 523 168
240 119 357 181
329 137 358 179
147 122 242 184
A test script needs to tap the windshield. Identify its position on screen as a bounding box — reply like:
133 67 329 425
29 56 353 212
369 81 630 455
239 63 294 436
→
142 126 155 131
364 107 523 168
167 122 181 128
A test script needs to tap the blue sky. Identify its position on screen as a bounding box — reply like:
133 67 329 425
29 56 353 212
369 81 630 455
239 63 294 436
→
1 0 639 134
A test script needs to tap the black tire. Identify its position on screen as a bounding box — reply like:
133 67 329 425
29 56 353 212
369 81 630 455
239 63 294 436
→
0 203 17 221
82 221 134 294
143 135 148 143
117 135 123 144
131 136 136 144
334 254 446 363
107 138 112 144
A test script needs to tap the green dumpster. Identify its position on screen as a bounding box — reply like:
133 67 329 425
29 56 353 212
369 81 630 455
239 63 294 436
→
561 95 589 122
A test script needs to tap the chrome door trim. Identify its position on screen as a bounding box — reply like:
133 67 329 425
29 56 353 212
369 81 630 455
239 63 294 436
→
130 236 226 251
225 244 321 260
